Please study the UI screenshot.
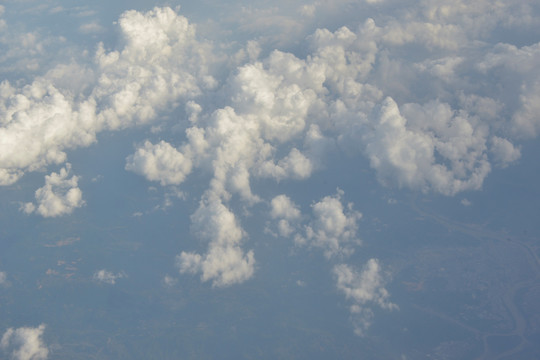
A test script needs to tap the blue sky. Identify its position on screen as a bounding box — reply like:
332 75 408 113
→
1 1 540 358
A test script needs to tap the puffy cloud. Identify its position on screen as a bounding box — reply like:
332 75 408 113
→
363 98 491 195
270 190 362 257
0 80 95 186
268 190 396 335
93 7 217 129
270 194 301 220
0 7 215 187
476 42 540 137
0 271 6 285
304 190 362 258
270 194 301 237
125 140 192 186
256 148 313 181
23 164 84 218
334 260 397 336
512 80 540 138
490 137 521 168
176 195 255 287
415 56 464 82
92 270 126 285
1 324 48 360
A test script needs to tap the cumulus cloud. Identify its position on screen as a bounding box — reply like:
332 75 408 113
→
125 140 192 186
476 42 540 138
334 260 397 336
268 190 394 334
1 324 48 360
0 7 215 187
363 98 491 195
270 194 301 237
490 137 521 168
269 190 363 257
303 190 362 258
512 80 540 138
176 194 255 287
2 1 538 340
93 270 126 285
22 164 84 217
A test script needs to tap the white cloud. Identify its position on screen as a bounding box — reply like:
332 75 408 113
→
176 195 255 287
476 42 540 137
334 260 397 336
270 194 301 237
257 148 313 181
461 198 472 206
125 140 192 186
269 190 395 335
490 137 521 168
93 270 126 285
162 275 177 287
0 271 6 285
0 7 216 187
513 80 540 138
270 194 301 220
270 190 362 257
304 190 362 258
23 164 84 217
363 98 491 195
1 324 48 360
79 22 105 34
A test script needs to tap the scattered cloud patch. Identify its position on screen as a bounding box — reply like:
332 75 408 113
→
303 190 362 258
79 22 105 34
270 194 301 237
22 164 84 217
162 275 177 287
125 140 192 186
1 324 48 360
334 259 397 336
0 7 216 187
93 270 126 285
176 195 255 287
490 137 521 168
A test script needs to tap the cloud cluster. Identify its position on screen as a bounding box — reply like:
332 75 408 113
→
92 270 126 285
22 164 84 218
270 194 301 237
2 0 539 338
334 260 397 336
303 190 362 258
135 10 535 214
121 6 537 298
1 324 48 360
363 97 492 195
3 2 537 218
125 140 192 186
176 195 255 287
269 190 394 334
0 7 215 190
273 190 362 257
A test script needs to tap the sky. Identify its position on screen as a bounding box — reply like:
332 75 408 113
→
1 0 540 359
